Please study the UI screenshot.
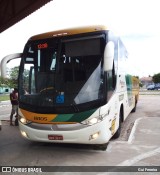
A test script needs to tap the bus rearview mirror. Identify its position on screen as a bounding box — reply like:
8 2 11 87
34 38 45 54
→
103 41 114 71
0 53 22 78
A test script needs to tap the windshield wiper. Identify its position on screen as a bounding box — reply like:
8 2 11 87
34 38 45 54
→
71 104 79 112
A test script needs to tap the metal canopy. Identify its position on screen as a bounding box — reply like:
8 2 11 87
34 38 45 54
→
0 0 52 33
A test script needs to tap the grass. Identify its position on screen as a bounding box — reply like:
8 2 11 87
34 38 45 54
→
0 94 10 101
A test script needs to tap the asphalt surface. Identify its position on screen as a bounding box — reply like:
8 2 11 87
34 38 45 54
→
0 100 11 120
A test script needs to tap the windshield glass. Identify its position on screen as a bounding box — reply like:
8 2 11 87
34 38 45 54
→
19 35 105 113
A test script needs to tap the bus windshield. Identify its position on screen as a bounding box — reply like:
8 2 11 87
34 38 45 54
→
19 35 106 113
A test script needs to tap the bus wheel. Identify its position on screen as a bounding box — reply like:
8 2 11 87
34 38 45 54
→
112 110 122 139
131 98 137 113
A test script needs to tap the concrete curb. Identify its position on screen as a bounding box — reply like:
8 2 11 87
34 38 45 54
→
0 100 10 103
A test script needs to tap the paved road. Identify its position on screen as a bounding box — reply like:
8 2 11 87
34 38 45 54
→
0 101 11 120
117 95 160 141
0 95 160 175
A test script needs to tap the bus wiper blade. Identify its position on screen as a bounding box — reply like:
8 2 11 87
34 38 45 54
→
71 104 79 112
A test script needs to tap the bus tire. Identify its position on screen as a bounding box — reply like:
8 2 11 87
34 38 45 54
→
112 109 122 139
131 97 137 113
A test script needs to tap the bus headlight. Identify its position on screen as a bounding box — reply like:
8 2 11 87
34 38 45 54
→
21 131 29 138
89 131 100 140
19 115 31 125
81 115 103 126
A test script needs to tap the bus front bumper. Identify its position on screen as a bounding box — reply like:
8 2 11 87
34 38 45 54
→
19 119 112 145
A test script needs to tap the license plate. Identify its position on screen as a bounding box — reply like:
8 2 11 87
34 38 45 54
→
48 135 63 140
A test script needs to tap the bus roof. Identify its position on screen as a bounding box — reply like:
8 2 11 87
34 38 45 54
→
29 25 109 41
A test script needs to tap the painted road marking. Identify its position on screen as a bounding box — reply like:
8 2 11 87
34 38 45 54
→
117 147 160 166
128 117 143 143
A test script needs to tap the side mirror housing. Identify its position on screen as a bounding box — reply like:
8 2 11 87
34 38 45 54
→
103 41 114 71
0 53 22 78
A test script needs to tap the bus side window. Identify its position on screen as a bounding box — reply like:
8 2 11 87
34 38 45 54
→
112 61 116 89
107 61 116 91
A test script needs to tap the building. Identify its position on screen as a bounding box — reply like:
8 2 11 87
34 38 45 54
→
140 77 153 88
0 86 12 94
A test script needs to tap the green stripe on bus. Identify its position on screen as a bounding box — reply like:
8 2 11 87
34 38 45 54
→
68 109 97 122
51 114 73 122
51 109 97 122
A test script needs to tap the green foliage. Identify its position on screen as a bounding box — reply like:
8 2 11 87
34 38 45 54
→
0 76 10 87
152 73 160 83
9 66 19 79
8 66 19 88
0 66 19 88
139 82 143 88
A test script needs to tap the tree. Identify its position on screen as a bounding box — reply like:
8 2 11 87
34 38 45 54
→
0 76 10 87
0 66 19 88
8 66 19 88
9 66 19 80
152 73 160 83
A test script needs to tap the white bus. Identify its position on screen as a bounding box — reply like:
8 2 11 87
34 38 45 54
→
1 25 139 149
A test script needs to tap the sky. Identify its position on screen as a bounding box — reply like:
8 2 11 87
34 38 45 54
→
0 0 160 77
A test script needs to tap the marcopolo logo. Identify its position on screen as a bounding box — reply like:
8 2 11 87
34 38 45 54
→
34 116 47 121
